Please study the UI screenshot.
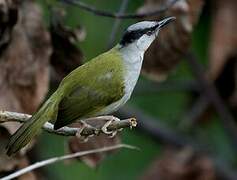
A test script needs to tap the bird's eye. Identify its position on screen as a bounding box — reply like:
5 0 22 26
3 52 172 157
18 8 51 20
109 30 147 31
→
146 30 153 35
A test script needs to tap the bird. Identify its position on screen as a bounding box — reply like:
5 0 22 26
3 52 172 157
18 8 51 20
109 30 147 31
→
6 17 175 156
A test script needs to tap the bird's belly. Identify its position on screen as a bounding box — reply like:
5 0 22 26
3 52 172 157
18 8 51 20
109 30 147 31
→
96 69 140 116
95 52 142 116
97 91 131 115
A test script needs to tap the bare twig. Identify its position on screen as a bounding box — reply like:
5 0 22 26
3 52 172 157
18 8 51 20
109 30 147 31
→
107 0 129 48
0 110 137 137
1 144 137 180
185 52 237 149
62 0 180 19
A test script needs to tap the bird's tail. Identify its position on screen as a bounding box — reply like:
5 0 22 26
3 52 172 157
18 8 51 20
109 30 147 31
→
6 96 59 156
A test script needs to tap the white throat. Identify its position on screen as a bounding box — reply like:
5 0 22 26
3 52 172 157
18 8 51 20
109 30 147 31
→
96 44 145 115
119 43 144 98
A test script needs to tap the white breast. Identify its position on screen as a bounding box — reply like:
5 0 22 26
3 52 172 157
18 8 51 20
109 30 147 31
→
98 44 144 115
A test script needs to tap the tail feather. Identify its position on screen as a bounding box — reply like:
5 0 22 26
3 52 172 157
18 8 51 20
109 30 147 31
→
6 99 59 156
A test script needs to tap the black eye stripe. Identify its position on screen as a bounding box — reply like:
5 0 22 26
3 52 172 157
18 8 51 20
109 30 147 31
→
120 26 157 46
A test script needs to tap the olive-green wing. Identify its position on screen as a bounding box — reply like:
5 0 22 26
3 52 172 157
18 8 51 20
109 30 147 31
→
54 46 125 129
54 80 124 129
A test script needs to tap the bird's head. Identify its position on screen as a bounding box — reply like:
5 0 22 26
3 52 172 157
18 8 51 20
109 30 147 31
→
119 17 175 52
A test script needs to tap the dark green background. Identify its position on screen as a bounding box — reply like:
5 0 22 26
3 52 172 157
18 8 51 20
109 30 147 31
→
35 0 236 179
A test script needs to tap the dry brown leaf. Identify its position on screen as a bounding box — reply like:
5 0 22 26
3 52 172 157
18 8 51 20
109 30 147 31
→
0 127 19 172
67 121 120 168
0 0 51 117
0 0 18 50
141 147 215 180
0 0 51 177
17 157 37 180
0 0 51 152
208 0 237 107
50 8 85 84
0 126 37 179
138 0 203 81
209 0 237 80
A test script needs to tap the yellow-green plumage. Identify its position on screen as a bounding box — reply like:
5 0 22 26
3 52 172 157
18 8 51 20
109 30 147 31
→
6 46 125 155
6 17 175 155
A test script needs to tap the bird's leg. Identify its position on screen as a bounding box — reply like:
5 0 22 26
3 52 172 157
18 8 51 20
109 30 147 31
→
76 120 94 142
80 116 122 137
100 116 122 137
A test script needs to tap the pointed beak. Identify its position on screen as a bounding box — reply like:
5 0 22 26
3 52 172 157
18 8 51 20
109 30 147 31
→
157 17 176 29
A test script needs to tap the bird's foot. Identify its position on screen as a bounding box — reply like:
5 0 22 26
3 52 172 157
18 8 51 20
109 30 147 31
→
101 116 122 137
76 120 94 142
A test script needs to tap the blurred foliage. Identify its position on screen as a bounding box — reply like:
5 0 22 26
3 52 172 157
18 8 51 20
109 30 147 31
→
33 0 236 179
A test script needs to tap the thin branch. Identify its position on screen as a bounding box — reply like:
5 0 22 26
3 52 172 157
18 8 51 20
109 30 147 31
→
62 0 180 19
0 110 137 137
107 0 129 48
185 52 237 149
1 144 137 180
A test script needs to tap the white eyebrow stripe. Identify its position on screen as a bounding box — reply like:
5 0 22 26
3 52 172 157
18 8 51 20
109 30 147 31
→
127 21 157 31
